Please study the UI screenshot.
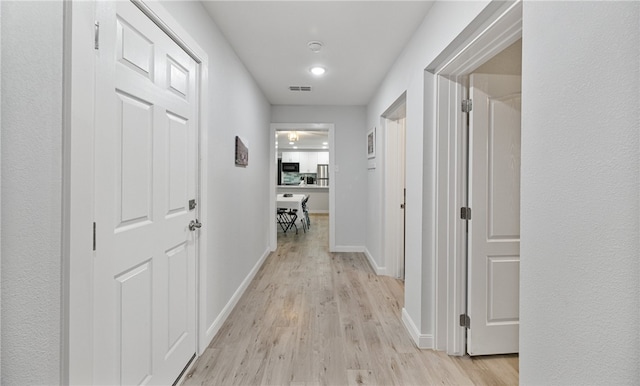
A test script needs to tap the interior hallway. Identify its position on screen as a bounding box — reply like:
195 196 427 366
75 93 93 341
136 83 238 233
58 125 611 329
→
183 215 518 385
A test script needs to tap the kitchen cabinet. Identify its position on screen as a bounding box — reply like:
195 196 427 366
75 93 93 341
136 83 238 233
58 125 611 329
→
317 151 329 165
300 152 318 173
281 152 300 162
282 151 329 173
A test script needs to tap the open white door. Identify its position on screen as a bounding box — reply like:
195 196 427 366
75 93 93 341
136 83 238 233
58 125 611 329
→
385 117 407 279
93 1 198 383
467 73 521 356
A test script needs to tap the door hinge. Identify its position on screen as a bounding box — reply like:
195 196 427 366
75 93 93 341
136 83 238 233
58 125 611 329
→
460 314 471 329
460 207 472 220
93 222 97 251
94 21 100 50
462 99 472 113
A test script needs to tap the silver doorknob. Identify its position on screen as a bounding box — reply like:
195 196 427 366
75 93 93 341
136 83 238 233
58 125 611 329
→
189 219 202 231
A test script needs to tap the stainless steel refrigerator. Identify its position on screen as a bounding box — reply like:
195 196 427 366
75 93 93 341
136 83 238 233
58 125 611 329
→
317 164 329 186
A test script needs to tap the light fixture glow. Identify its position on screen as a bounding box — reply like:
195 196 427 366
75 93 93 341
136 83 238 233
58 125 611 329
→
322 146 328 149
287 131 299 142
322 142 328 145
310 66 326 76
289 142 294 145
293 146 298 149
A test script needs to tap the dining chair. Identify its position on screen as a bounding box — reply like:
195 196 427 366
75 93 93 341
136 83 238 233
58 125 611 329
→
277 207 299 234
301 195 310 229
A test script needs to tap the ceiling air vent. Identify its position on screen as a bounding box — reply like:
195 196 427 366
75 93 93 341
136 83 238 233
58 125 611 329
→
289 86 312 92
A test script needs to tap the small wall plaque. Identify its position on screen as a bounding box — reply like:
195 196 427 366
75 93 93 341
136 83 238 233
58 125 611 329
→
367 127 376 159
235 136 248 167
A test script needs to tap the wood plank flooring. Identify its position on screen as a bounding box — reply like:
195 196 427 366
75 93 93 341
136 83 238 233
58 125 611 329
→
182 215 518 385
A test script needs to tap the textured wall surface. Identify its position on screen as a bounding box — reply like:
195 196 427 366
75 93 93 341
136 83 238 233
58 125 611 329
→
520 2 640 384
1 1 64 384
0 3 3 378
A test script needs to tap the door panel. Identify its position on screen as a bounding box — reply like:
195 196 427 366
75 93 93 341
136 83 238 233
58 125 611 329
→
116 262 153 385
116 91 153 228
117 17 154 77
487 256 519 322
167 242 189 350
488 94 521 240
467 73 521 356
94 1 198 384
167 112 188 216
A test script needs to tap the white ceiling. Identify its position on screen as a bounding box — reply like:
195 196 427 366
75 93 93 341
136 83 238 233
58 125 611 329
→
201 1 434 106
276 130 328 151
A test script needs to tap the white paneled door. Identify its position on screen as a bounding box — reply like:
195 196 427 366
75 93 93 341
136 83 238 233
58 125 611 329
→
93 1 198 384
467 74 521 356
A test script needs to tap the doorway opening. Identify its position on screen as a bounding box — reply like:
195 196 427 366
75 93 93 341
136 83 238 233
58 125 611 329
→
426 1 522 355
465 48 522 355
269 123 335 251
382 94 407 280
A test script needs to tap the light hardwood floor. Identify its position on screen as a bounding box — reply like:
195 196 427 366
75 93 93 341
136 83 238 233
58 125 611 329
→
183 215 518 385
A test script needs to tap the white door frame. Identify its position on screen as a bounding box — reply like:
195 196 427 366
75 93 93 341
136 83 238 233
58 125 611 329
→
426 0 522 355
62 1 209 383
382 94 407 279
269 123 335 251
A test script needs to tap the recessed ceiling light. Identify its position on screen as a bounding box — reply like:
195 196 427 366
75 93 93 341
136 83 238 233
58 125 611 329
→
289 141 294 145
322 142 328 145
310 66 326 76
293 146 298 149
322 146 328 149
307 41 323 53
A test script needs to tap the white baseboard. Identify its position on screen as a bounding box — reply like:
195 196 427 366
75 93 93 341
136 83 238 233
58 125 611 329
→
402 308 434 349
333 245 365 253
201 247 271 350
363 247 387 276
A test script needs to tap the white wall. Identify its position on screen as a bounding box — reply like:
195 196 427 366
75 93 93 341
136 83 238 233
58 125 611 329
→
366 1 489 341
271 105 367 249
1 1 64 384
368 0 640 380
520 2 639 384
0 2 3 378
159 1 272 344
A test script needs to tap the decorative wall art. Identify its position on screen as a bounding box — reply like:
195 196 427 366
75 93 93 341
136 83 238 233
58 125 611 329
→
367 127 376 159
235 136 248 167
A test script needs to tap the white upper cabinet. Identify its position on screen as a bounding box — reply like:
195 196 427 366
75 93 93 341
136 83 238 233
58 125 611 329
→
300 152 318 173
281 152 300 162
317 151 329 164
282 151 329 173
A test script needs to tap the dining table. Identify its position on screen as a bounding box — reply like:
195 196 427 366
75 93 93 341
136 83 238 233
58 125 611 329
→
277 193 305 213
276 194 306 233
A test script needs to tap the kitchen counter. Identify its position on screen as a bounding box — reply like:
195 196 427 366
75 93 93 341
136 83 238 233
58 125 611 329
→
277 184 329 189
